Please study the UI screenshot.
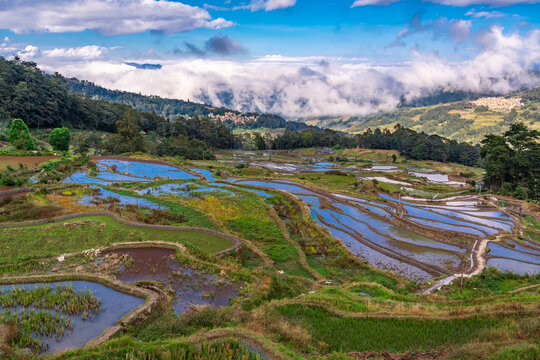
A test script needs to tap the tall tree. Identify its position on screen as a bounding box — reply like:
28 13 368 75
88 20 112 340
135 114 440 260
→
9 118 35 150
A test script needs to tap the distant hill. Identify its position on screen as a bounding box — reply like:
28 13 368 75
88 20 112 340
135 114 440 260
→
64 77 314 132
302 89 540 144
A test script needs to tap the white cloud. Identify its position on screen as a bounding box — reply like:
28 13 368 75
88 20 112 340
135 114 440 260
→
234 0 296 11
432 0 539 6
34 27 540 118
448 20 472 43
352 0 539 6
0 0 232 36
0 37 18 54
42 46 110 60
351 0 400 7
465 9 507 18
17 45 40 60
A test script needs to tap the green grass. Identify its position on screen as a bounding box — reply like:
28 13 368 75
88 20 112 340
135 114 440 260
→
0 215 234 266
52 337 265 360
275 304 508 354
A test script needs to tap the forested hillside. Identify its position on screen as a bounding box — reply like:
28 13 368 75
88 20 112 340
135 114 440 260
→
0 57 237 156
65 77 313 131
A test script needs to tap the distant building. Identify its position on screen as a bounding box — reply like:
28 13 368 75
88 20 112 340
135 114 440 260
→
472 97 522 110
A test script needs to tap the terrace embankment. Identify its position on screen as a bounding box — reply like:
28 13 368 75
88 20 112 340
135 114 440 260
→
0 211 242 257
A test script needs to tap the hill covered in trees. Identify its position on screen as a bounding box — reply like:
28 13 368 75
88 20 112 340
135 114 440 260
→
0 57 236 159
65 77 313 132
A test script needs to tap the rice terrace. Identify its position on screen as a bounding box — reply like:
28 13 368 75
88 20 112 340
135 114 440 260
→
0 1 539 359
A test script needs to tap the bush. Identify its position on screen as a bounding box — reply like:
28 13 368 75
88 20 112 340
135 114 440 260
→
500 182 514 196
514 187 528 200
49 127 71 151
8 119 35 150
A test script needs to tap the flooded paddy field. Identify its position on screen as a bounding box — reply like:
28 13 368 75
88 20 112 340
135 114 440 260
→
0 281 143 353
99 247 240 314
1 149 539 359
65 158 197 185
48 155 537 282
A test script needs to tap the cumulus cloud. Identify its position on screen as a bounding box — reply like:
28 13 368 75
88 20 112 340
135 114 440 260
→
234 0 296 11
0 0 232 36
205 35 247 54
34 27 540 118
0 37 18 54
351 0 400 7
42 45 110 60
17 45 40 60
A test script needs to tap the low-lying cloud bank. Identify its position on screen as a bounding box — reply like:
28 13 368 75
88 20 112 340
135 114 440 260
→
35 26 540 118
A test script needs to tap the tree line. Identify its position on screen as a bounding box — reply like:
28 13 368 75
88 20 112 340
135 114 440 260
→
266 124 481 167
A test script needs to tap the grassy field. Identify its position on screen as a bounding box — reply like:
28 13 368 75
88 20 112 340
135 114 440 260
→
275 304 507 353
0 215 234 265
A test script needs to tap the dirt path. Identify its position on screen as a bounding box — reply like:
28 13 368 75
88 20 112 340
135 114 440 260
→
509 283 540 294
424 233 506 294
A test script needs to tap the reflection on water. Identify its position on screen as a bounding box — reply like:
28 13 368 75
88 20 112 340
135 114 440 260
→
101 247 240 314
0 281 143 353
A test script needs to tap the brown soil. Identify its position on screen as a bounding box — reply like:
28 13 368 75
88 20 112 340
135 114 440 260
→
0 155 57 170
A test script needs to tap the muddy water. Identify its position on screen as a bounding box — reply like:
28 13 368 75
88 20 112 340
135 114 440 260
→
101 248 240 314
0 281 143 353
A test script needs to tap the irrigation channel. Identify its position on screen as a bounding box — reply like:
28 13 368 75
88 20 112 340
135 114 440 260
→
64 158 539 285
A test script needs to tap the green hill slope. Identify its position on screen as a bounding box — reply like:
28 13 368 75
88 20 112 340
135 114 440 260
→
303 89 540 144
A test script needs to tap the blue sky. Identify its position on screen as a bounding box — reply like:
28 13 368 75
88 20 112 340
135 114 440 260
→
1 0 540 117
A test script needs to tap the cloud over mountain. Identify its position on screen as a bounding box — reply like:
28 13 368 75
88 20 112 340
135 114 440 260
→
32 26 540 118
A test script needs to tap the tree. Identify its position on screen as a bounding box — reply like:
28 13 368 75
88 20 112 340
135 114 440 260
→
49 127 71 151
115 108 144 153
9 118 35 150
254 132 266 150
480 123 540 200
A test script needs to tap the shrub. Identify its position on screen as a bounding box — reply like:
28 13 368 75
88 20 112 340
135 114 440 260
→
8 119 35 150
514 187 528 200
49 127 71 151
